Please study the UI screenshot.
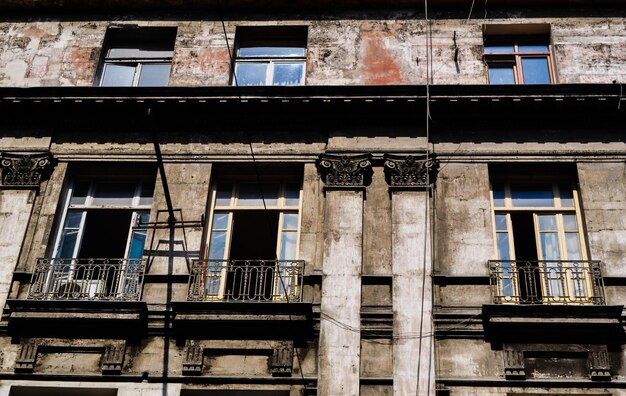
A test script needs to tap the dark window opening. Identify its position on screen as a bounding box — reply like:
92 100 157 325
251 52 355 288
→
510 212 542 303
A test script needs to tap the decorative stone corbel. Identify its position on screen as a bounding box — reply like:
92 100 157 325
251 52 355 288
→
0 152 54 189
269 340 294 377
101 341 126 375
15 342 39 373
316 153 373 189
182 340 204 376
589 350 611 381
383 153 437 189
502 349 525 380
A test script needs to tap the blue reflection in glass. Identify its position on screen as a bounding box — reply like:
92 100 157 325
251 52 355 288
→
138 64 171 86
518 45 549 53
488 64 515 84
101 64 135 86
484 45 514 54
235 63 267 86
239 46 305 57
511 185 554 207
522 57 551 84
273 63 304 86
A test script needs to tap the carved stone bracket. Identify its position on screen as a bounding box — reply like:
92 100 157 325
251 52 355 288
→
269 341 294 377
589 350 611 381
183 340 204 376
15 342 39 373
0 152 54 189
316 153 373 189
101 341 127 375
383 153 437 189
502 349 525 380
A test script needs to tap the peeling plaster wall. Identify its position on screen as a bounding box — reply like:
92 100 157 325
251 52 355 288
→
1 14 626 87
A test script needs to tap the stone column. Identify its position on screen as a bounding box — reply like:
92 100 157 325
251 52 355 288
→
0 152 55 309
316 154 372 396
383 154 437 396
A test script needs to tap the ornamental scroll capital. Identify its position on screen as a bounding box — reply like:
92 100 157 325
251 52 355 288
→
0 152 55 189
383 153 438 189
316 153 373 189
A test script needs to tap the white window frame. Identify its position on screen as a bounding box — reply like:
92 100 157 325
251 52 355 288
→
204 180 303 300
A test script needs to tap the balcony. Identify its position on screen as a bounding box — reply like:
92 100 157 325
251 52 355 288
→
488 260 605 305
173 260 312 341
7 258 147 339
27 258 145 301
483 260 623 344
187 259 304 302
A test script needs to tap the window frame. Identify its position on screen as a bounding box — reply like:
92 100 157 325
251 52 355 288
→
484 36 556 84
489 181 592 303
232 27 308 86
204 179 303 300
97 27 176 87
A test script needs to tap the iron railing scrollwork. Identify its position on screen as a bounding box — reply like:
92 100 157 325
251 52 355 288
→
27 258 146 301
188 260 304 302
488 260 605 305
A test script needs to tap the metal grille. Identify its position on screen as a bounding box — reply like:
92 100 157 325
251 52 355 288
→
27 258 145 301
488 260 605 305
188 260 304 302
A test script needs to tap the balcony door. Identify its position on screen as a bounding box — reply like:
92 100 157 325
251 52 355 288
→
491 182 591 303
204 181 301 301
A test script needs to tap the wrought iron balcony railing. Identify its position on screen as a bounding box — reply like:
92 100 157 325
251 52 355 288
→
27 258 146 301
488 260 605 305
188 260 304 302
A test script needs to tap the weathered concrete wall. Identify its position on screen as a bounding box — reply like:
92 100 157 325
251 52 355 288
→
2 15 626 87
362 167 391 275
391 190 435 395
434 163 493 277
0 189 35 309
145 162 211 304
577 162 626 279
318 189 363 396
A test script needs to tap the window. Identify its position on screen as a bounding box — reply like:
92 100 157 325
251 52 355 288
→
489 180 600 304
32 178 155 301
232 26 307 86
484 36 555 84
190 179 303 302
98 27 176 87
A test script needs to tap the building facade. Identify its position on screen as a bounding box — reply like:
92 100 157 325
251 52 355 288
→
0 1 625 395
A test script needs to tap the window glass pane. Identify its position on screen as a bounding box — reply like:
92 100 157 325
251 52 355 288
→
565 233 582 260
139 181 155 206
280 231 297 260
208 231 227 260
495 214 508 231
540 233 561 260
137 63 171 86
559 186 574 207
521 57 551 84
511 185 554 207
92 182 136 206
484 45 514 54
239 46 305 57
70 182 90 205
101 63 136 86
272 63 304 86
237 183 279 206
496 232 511 260
64 211 83 229
518 44 549 53
492 184 505 207
285 183 301 206
563 214 578 232
128 230 147 259
234 63 267 86
212 212 229 230
283 213 299 229
488 64 515 84
538 214 557 231
215 184 233 206
58 229 78 257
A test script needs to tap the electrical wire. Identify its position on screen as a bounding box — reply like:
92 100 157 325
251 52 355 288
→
217 13 308 391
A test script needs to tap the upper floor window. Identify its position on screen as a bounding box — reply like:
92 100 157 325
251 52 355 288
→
232 26 307 86
98 27 176 87
488 175 603 305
